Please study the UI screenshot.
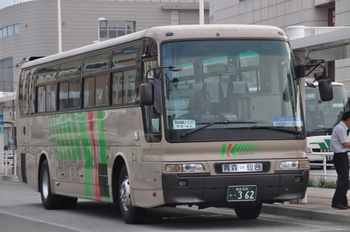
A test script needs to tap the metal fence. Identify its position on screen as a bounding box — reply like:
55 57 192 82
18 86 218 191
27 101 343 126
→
0 150 16 176
309 154 337 180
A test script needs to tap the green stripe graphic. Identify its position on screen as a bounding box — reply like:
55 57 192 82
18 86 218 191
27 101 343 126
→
221 143 260 157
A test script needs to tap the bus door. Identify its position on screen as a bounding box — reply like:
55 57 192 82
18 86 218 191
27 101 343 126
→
17 69 35 183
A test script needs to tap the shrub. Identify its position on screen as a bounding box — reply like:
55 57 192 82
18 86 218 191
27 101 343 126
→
308 177 337 188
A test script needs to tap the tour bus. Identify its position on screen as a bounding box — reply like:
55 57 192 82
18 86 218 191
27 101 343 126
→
16 25 330 224
305 81 350 166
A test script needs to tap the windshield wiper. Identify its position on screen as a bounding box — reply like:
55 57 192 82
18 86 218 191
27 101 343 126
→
180 121 257 138
307 127 332 136
249 125 302 136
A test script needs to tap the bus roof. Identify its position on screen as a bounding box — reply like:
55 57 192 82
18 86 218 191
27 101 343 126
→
20 24 288 69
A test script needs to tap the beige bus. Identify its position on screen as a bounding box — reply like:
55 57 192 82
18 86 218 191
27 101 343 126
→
17 24 313 224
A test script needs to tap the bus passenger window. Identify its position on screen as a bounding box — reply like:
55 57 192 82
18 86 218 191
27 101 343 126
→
111 72 123 105
59 60 81 79
96 74 109 106
84 77 95 108
83 52 110 74
37 86 46 112
46 84 56 111
69 80 81 109
123 70 136 103
112 46 137 68
59 82 69 110
19 70 31 116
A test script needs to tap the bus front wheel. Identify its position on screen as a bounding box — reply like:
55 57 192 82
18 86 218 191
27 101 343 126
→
234 202 262 220
118 165 147 224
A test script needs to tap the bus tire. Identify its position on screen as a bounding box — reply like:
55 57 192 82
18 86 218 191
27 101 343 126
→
234 202 262 220
40 160 62 209
118 165 147 224
60 196 78 209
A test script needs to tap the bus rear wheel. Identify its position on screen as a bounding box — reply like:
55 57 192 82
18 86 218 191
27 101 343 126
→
40 160 62 209
118 165 147 224
234 202 262 220
40 160 78 209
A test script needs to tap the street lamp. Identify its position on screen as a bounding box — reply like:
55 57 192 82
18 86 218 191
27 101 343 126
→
94 17 106 43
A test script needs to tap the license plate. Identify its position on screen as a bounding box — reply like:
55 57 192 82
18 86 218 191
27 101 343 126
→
227 185 257 202
222 163 263 173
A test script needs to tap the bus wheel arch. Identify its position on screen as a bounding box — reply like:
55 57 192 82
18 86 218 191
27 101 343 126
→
38 155 78 210
38 154 49 192
111 156 147 224
112 156 125 206
39 159 62 209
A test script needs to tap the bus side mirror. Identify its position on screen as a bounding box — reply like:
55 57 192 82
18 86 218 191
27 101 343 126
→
318 79 333 101
140 82 154 105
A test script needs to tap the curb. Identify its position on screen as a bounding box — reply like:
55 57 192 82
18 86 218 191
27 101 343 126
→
262 204 350 225
0 175 19 183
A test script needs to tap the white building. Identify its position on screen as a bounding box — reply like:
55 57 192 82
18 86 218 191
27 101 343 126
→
208 0 350 89
0 0 209 147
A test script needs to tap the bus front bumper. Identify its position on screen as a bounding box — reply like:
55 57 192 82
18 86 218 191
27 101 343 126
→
162 171 309 207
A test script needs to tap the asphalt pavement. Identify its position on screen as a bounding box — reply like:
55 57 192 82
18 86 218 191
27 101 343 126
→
1 174 350 225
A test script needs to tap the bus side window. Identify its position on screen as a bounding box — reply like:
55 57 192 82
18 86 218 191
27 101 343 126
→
58 82 69 110
46 84 56 111
96 74 109 106
28 69 37 115
123 70 136 103
111 72 123 105
141 60 161 142
69 80 81 109
37 86 46 113
83 77 95 108
19 70 30 116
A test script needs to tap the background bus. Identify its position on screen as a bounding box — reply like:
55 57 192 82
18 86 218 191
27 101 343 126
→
305 81 350 167
16 24 314 224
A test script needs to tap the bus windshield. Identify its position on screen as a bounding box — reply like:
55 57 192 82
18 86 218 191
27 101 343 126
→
305 84 350 136
162 40 304 142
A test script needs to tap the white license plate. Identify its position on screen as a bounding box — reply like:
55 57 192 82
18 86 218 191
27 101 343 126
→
222 163 263 173
227 185 257 202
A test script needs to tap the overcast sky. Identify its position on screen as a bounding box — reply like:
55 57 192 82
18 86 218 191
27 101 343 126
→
0 0 33 10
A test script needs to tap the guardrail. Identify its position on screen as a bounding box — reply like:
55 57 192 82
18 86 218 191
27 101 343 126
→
309 154 337 180
0 150 17 176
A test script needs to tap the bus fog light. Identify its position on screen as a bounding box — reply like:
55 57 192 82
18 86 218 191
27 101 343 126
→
294 176 302 183
178 180 188 187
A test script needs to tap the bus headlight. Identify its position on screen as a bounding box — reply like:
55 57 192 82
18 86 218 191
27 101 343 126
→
280 160 310 169
165 164 205 173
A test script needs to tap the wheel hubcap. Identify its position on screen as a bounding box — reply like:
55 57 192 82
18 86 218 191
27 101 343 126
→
120 177 131 212
42 170 49 199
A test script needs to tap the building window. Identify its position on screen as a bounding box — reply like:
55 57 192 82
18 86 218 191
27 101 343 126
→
0 58 13 92
14 24 20 34
0 24 19 38
2 27 7 37
100 21 135 39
